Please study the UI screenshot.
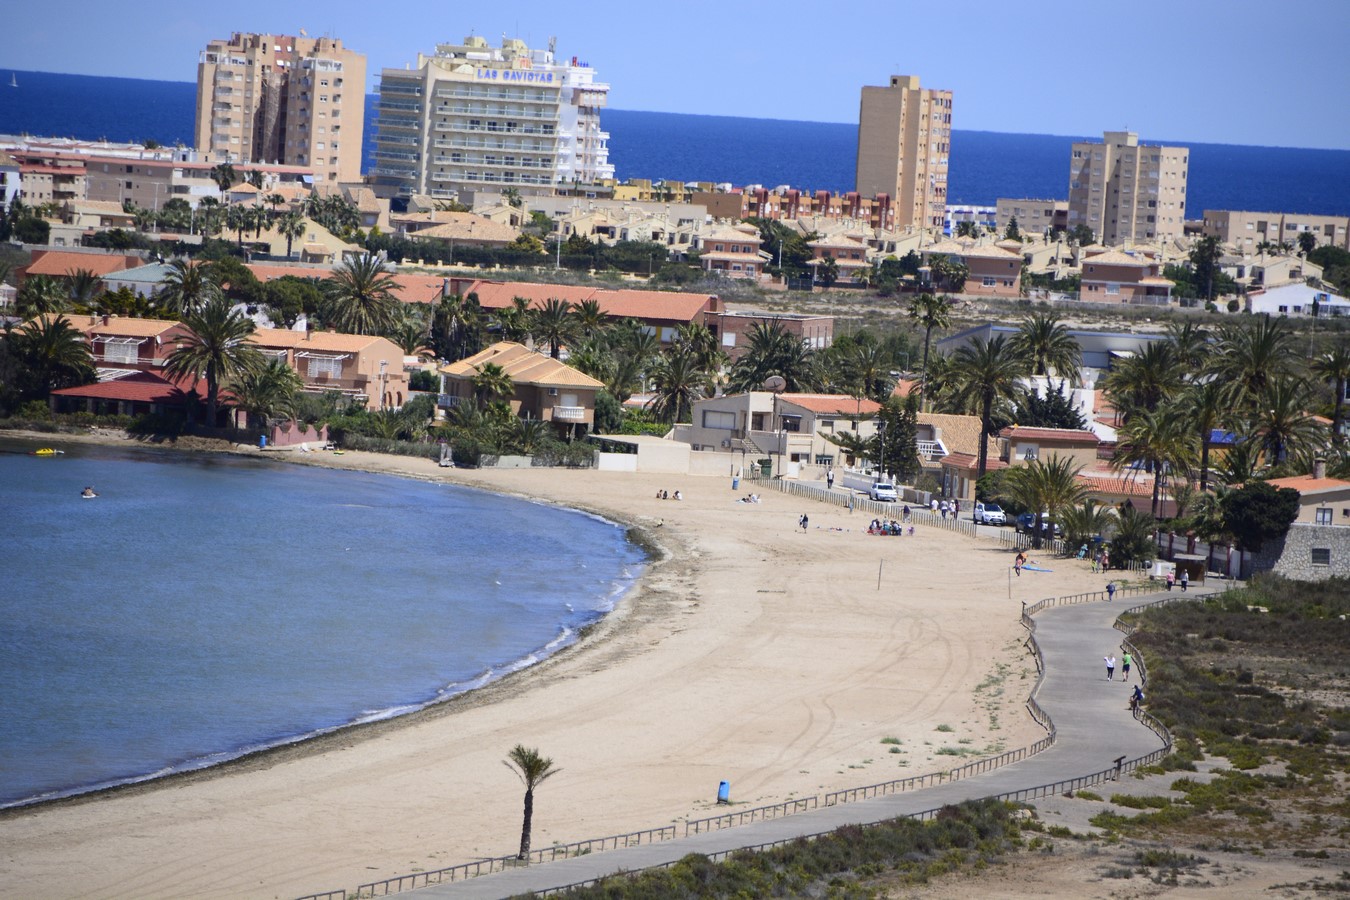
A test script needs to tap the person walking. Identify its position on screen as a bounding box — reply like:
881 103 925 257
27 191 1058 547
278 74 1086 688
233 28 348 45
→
1180 570 1189 592
1105 654 1116 680
826 470 835 491
1130 683 1144 713
1106 581 1117 602
1165 570 1174 591
799 513 809 533
1121 651 1132 681
1091 552 1100 575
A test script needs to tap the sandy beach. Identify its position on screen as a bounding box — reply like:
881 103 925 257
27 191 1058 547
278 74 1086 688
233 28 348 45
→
0 440 1111 899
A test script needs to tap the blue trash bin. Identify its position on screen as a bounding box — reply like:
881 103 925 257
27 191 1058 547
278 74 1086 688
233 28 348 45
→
259 434 267 449
717 780 730 804
732 476 741 491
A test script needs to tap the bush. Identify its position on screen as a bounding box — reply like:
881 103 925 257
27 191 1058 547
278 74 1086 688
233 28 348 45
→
336 433 440 460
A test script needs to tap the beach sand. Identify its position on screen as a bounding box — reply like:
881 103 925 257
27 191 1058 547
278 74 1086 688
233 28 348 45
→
0 443 1111 899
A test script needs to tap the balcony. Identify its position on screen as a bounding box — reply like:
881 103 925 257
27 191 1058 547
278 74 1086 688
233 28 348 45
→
435 121 556 137
551 405 586 422
377 99 421 112
438 394 463 409
433 105 559 121
435 88 558 103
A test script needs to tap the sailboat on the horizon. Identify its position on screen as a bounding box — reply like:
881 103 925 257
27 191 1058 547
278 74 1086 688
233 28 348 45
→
9 73 16 88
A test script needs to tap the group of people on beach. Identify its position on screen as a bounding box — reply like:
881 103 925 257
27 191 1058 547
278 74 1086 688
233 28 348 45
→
1165 569 1190 591
655 489 682 501
736 494 761 504
929 498 959 520
867 519 914 536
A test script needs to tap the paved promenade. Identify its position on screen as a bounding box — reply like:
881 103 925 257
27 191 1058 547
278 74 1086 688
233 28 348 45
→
410 590 1195 899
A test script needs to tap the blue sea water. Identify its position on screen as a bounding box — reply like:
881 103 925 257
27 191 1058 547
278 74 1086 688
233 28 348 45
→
0 437 644 808
1 68 1348 215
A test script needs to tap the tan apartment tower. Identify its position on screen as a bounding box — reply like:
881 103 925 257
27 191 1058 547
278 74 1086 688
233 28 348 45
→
855 75 952 231
1067 131 1188 247
195 32 367 185
372 36 612 202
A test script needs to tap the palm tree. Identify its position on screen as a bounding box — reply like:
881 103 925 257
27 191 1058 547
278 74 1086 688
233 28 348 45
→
1311 341 1350 446
471 361 514 410
278 212 306 260
1164 321 1211 371
948 335 1027 477
1058 499 1118 550
503 744 560 860
159 259 219 318
841 340 894 404
1112 408 1196 518
1252 378 1326 466
66 268 103 309
1110 505 1158 569
1212 434 1264 486
1011 311 1082 384
388 311 434 360
494 296 535 344
1003 455 1088 549
322 253 400 336
15 275 68 319
1101 340 1183 418
1207 316 1297 413
1176 379 1228 492
433 292 487 362
210 163 237 196
225 203 250 249
164 295 264 426
532 298 576 359
728 320 816 393
227 358 303 428
646 348 710 424
907 292 951 406
8 314 95 398
572 298 606 338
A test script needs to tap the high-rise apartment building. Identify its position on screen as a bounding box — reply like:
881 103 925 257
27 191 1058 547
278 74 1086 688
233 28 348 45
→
1067 131 1188 246
372 36 613 202
855 75 952 231
195 32 367 185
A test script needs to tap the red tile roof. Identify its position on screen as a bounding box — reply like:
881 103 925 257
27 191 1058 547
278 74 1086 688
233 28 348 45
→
941 451 1007 472
780 394 882 415
1076 471 1160 498
50 371 213 404
1265 475 1350 494
24 251 143 278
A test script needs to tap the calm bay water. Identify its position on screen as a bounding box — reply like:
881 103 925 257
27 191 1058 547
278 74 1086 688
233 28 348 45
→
1 70 1347 215
0 438 644 807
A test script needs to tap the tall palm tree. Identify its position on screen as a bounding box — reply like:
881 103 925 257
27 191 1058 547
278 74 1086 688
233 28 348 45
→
503 744 560 860
728 320 817 393
1164 321 1211 371
15 275 68 319
8 314 95 398
322 253 400 336
841 340 894 404
1011 311 1082 384
1101 340 1183 419
646 348 710 425
1003 455 1088 549
1058 499 1118 550
1311 341 1350 446
1252 378 1326 466
471 361 514 410
494 296 536 344
1176 379 1228 492
1207 316 1297 413
159 259 218 318
1113 408 1196 518
907 292 951 406
66 268 103 309
572 298 606 338
948 335 1027 477
225 203 250 249
164 295 264 426
210 163 237 196
433 291 486 362
388 310 434 360
532 298 576 359
278 212 306 260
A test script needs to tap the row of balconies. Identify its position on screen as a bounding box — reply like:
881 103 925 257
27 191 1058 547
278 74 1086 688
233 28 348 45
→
378 116 421 131
378 134 420 147
378 99 421 112
433 170 553 186
432 155 550 169
435 87 557 104
434 105 559 121
371 165 416 178
435 121 556 136
434 138 553 152
379 81 423 96
374 149 419 162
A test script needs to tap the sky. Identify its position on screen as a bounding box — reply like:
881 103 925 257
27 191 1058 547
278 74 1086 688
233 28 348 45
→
4 0 1349 150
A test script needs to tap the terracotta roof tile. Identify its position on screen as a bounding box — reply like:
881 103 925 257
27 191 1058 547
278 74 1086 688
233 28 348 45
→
440 341 603 388
1265 475 1350 493
999 425 1099 442
24 251 143 278
779 394 882 416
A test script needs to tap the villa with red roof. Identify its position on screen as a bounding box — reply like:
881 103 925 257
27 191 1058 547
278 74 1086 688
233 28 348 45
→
19 250 145 287
438 341 603 435
1265 472 1350 526
682 391 882 473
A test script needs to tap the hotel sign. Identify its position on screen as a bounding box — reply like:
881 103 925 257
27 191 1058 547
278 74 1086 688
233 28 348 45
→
476 68 556 83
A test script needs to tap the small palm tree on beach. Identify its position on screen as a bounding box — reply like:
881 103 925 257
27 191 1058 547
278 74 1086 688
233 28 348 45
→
504 744 560 860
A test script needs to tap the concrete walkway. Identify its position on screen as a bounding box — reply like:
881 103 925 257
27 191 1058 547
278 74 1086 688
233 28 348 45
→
406 590 1197 899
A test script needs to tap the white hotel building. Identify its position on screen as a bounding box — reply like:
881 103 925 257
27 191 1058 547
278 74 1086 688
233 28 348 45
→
372 36 613 202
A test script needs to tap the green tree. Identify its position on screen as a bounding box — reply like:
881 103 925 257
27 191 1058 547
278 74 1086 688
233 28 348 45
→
227 358 303 428
817 254 839 288
1004 217 1021 241
1221 481 1300 552
278 212 306 260
1188 235 1224 302
322 253 400 335
7 314 95 400
66 268 104 309
470 361 515 410
948 335 1028 477
879 394 922 483
1014 382 1088 430
928 254 968 293
1011 311 1082 383
1176 379 1228 492
646 348 709 425
1110 505 1157 568
164 295 264 426
1113 408 1196 518
225 203 250 249
1252 379 1326 465
432 292 486 362
1207 316 1297 413
1311 342 1350 446
728 320 817 393
15 275 69 319
1003 454 1088 549
210 163 237 196
1101 340 1183 417
1058 499 1117 550
1297 230 1318 256
532 298 576 359
159 259 219 318
908 292 952 407
503 745 560 860
1068 224 1094 246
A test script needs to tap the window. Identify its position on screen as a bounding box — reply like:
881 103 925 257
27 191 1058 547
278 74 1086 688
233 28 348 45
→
1315 507 1333 525
702 410 736 431
814 454 835 466
820 419 835 432
1021 445 1039 461
101 342 137 364
1311 548 1331 566
307 357 343 378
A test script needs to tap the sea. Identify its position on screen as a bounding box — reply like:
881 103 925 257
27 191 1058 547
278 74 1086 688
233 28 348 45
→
0 437 645 808
2 69 1348 215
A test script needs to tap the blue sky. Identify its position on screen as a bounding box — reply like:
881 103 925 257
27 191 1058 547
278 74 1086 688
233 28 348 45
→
4 0 1348 150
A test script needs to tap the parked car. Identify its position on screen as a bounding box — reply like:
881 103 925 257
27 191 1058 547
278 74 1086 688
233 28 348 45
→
973 501 1006 526
869 481 899 502
1016 512 1061 536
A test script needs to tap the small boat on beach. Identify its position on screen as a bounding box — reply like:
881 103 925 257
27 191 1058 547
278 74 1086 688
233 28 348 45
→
32 448 64 456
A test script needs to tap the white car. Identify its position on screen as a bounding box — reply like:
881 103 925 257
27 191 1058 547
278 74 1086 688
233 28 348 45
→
973 501 1006 526
869 481 899 502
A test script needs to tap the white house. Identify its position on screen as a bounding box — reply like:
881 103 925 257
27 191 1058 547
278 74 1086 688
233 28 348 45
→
1248 282 1350 318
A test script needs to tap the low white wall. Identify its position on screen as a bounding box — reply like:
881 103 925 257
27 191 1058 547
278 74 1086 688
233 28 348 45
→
597 452 638 472
635 440 692 475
